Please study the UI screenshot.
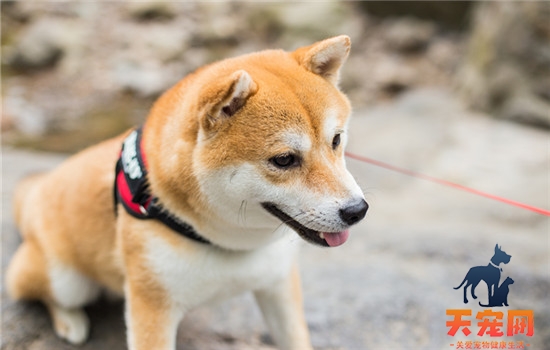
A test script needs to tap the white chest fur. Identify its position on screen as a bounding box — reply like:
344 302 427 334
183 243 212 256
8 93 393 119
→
143 227 302 310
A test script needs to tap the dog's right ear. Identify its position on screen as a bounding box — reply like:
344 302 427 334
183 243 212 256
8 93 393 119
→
199 70 257 133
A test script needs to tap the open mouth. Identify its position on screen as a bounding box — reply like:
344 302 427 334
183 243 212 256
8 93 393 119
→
261 202 349 247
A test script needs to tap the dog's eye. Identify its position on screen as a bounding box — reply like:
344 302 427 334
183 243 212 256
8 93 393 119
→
270 154 299 169
332 134 341 150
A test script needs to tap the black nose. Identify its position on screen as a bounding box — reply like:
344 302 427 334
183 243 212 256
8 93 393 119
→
339 199 368 226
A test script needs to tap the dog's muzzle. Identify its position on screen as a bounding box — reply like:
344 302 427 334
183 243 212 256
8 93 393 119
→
261 200 368 247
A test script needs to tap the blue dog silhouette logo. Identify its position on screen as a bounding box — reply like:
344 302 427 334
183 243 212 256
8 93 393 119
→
454 244 513 307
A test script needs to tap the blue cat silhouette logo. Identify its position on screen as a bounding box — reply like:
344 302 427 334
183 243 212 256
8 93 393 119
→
454 244 513 307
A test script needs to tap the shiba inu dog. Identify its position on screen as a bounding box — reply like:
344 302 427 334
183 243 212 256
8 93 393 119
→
6 35 368 350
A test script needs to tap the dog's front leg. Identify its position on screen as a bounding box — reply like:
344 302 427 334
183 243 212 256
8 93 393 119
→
125 280 180 350
254 264 312 350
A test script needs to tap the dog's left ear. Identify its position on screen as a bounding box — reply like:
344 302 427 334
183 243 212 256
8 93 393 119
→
292 35 351 85
199 70 258 132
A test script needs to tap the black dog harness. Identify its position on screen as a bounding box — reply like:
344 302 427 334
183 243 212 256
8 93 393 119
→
113 126 211 245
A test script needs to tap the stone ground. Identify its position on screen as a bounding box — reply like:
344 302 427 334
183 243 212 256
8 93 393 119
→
1 88 548 349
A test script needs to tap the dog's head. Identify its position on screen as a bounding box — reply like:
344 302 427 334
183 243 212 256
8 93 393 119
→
493 244 512 265
150 36 367 249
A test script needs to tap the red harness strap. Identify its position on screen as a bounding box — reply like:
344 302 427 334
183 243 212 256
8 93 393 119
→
113 127 211 245
115 170 152 216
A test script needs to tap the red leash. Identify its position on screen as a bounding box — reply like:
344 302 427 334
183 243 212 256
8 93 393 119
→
345 152 550 217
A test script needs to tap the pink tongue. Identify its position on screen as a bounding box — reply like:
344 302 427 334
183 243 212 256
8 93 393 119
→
322 230 350 247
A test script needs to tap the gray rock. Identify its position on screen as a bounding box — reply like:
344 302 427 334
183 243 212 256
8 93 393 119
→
8 18 86 71
112 60 171 98
456 1 550 128
372 58 418 95
358 1 473 30
2 86 48 136
383 18 436 53
125 1 177 22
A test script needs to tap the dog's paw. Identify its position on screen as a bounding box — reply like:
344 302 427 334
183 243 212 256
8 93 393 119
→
50 306 90 345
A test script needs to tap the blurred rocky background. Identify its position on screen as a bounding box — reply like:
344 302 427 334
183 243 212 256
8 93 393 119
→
2 1 549 152
2 1 549 350
456 1 550 128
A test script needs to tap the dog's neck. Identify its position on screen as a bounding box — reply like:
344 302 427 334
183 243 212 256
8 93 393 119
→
489 260 500 268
